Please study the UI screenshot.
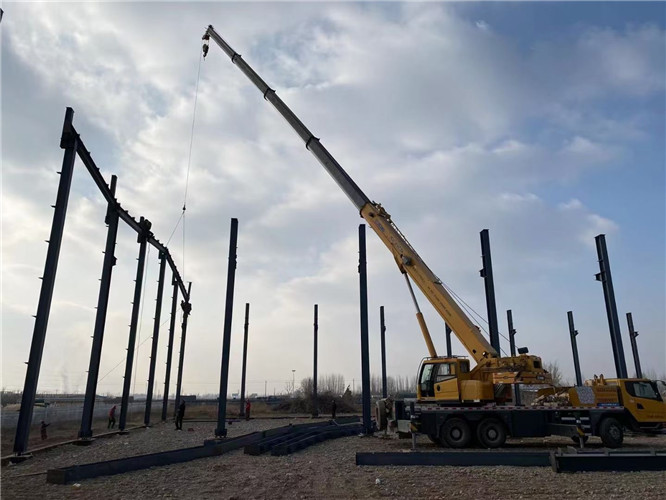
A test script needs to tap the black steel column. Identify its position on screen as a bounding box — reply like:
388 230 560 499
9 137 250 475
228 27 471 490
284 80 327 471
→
216 218 238 437
594 234 628 379
626 312 643 378
161 280 179 421
119 217 151 431
174 282 193 412
312 304 319 417
445 324 452 358
358 224 372 434
79 175 119 439
567 311 583 387
507 310 521 405
479 229 500 353
380 306 387 399
239 303 250 417
14 108 78 455
144 253 167 426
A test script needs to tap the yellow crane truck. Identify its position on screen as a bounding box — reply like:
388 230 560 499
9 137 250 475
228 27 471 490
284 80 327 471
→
201 26 666 448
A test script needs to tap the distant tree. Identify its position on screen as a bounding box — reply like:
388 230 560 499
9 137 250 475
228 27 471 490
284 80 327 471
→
544 361 568 386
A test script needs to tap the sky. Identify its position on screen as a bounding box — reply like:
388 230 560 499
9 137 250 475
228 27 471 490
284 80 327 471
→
2 1 665 398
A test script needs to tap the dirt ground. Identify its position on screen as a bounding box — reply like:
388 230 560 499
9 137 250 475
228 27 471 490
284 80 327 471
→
2 419 665 499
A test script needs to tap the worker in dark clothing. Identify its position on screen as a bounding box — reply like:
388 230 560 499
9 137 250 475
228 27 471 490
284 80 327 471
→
245 399 251 421
40 420 50 440
331 399 337 420
108 405 117 429
175 400 186 430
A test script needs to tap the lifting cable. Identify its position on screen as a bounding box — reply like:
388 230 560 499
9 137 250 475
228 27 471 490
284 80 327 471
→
166 47 204 288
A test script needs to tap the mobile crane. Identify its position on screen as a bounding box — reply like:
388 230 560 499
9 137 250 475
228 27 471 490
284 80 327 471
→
201 26 665 448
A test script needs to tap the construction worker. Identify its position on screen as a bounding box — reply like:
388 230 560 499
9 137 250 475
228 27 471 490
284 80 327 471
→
331 399 337 420
245 399 251 421
175 400 186 430
40 420 50 440
108 405 117 429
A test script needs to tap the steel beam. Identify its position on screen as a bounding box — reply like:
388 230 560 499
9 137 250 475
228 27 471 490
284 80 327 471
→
358 224 372 435
216 218 238 437
14 108 78 455
626 312 643 378
445 323 452 358
79 175 120 439
356 451 550 466
312 304 319 417
239 303 250 417
507 310 521 405
161 280 179 421
594 234 628 378
144 253 167 426
119 219 151 431
567 311 583 386
551 450 666 473
479 229 500 353
380 306 387 399
174 282 193 411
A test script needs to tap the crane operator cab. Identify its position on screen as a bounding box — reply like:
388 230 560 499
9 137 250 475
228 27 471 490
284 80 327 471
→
417 357 497 404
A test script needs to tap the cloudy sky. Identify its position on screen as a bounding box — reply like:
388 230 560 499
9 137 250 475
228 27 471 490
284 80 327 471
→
2 2 664 398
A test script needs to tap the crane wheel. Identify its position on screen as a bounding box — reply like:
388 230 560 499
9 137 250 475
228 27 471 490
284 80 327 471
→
476 418 507 448
440 418 472 448
427 434 441 445
598 417 623 448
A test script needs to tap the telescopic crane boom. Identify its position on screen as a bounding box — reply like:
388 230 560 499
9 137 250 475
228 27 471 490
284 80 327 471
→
203 26 550 391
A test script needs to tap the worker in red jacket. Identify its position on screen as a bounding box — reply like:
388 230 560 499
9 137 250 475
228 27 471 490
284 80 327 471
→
108 405 117 429
245 399 251 421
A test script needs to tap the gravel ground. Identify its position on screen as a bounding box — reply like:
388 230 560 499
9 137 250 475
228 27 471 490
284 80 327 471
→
2 419 665 499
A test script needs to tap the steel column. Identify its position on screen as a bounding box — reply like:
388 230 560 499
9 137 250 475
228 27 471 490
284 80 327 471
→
358 225 372 434
507 310 521 405
216 218 238 437
626 312 642 378
144 253 167 426
14 108 78 455
79 175 119 439
479 229 500 353
445 324 452 358
380 306 387 399
239 303 250 417
161 280 179 421
594 234 628 378
119 218 151 431
567 311 583 386
312 304 319 417
174 282 193 411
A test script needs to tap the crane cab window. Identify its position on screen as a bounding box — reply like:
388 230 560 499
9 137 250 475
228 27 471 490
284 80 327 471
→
625 381 663 402
434 363 456 383
420 364 435 397
459 361 470 373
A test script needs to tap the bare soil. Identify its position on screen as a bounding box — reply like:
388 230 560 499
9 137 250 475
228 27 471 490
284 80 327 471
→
2 419 665 499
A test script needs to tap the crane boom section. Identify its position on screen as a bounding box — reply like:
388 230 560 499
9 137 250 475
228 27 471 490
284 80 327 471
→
205 25 497 363
361 204 497 362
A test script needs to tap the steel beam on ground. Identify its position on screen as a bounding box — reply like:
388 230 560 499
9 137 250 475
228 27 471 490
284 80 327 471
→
356 451 551 467
119 220 151 431
14 108 78 455
145 253 167 426
380 306 387 399
507 310 521 405
551 450 666 473
594 234 628 379
174 282 193 411
79 175 120 439
626 312 642 378
161 280 179 421
567 311 583 386
358 224 372 435
239 303 250 417
479 229 500 353
312 304 319 417
216 218 239 438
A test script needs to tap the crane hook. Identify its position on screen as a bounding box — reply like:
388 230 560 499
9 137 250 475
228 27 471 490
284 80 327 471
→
202 32 210 59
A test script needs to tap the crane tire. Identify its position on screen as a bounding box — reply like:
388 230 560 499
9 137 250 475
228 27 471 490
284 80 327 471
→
599 417 623 448
440 418 472 448
427 434 441 446
476 418 507 448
